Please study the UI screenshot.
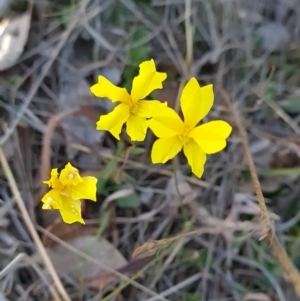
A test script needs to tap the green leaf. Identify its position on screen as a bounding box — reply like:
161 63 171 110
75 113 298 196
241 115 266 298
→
129 146 145 155
269 262 282 279
116 192 139 208
279 95 300 113
97 159 118 192
122 26 151 90
110 1 131 26
6 75 22 87
123 66 136 91
121 171 137 185
96 142 125 192
116 140 125 156
95 210 110 238
263 168 300 176
128 27 151 66
184 293 202 301
264 81 279 100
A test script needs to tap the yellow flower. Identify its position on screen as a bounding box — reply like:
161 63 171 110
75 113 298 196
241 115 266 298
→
41 162 98 224
148 78 232 178
90 59 167 141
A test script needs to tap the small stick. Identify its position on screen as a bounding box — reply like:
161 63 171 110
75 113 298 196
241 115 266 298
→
0 253 26 279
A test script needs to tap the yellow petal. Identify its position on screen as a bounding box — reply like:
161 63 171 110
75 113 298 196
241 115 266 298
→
69 176 98 201
96 103 130 140
59 162 82 186
151 136 183 163
41 189 62 210
188 120 232 154
131 100 167 118
180 78 214 127
130 59 167 103
90 76 131 105
126 114 148 141
59 197 84 224
183 139 206 178
43 168 64 190
148 105 184 138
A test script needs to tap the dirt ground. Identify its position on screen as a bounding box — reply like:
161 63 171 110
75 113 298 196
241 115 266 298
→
1 0 300 300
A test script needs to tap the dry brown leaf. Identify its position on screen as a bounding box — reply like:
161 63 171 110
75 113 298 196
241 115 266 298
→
132 238 174 260
35 235 127 285
84 272 119 291
37 220 128 290
42 220 97 248
132 241 161 259
0 3 32 71
84 257 152 290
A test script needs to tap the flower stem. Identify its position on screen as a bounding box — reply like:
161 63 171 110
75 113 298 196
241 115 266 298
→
172 158 188 222
115 144 133 184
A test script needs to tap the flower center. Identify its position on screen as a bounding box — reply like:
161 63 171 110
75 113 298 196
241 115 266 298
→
178 135 190 145
177 124 193 145
130 101 141 116
182 123 193 136
61 187 71 197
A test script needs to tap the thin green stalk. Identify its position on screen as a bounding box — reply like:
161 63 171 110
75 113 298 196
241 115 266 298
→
172 158 188 222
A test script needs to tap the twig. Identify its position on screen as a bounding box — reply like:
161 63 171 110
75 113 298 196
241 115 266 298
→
0 253 27 279
115 144 133 183
220 90 272 236
263 97 300 135
218 86 300 296
0 149 71 301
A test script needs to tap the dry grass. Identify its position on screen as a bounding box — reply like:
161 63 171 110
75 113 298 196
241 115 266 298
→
1 0 300 300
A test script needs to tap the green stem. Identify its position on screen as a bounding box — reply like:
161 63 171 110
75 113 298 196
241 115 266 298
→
172 158 188 222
